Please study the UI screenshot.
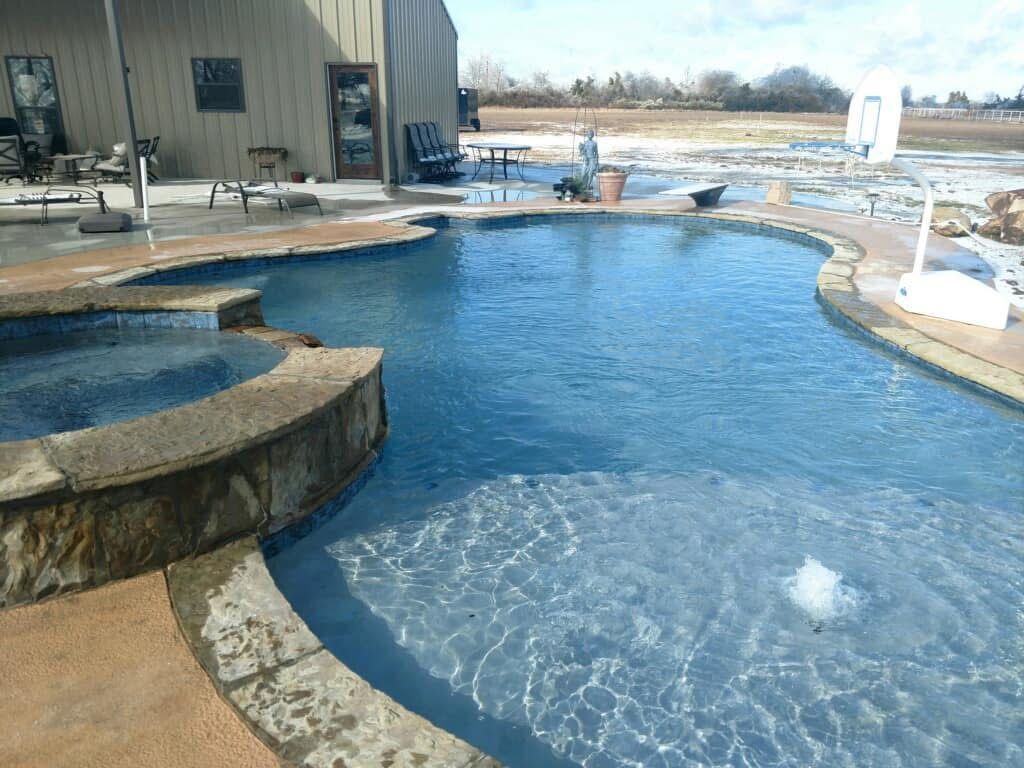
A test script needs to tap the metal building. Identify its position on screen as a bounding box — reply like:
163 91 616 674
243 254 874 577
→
0 0 458 184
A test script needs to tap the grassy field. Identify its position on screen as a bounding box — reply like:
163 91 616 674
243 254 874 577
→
473 108 1024 154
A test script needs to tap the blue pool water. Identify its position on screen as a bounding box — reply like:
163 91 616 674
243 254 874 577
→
0 328 283 441
155 216 1022 767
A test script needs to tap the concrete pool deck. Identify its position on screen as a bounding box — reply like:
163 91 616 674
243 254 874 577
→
1 195 1021 767
0 571 282 768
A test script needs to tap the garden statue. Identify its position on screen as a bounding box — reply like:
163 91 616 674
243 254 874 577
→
578 129 599 192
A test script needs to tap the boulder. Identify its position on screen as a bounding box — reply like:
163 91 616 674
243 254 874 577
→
984 188 1024 218
765 181 792 205
931 206 970 237
977 217 1003 239
977 210 1024 245
1002 210 1024 246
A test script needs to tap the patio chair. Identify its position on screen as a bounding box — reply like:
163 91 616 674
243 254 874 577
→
406 123 447 179
208 180 323 216
93 142 129 182
93 137 160 184
423 122 465 172
0 136 28 184
412 122 461 177
0 117 62 183
138 136 160 181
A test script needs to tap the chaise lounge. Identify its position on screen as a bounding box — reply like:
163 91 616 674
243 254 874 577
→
208 180 323 216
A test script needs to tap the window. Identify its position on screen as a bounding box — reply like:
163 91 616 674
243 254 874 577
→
5 56 63 134
191 58 245 112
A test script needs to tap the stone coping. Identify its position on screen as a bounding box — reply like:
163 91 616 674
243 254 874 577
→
0 285 264 338
168 536 501 768
0 285 261 318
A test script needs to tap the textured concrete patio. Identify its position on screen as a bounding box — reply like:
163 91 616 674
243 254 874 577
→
0 572 281 768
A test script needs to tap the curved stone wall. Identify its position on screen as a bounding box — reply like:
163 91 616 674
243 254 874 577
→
0 307 386 608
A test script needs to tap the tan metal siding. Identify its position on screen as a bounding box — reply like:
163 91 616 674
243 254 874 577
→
0 0 407 181
0 0 121 154
384 0 458 182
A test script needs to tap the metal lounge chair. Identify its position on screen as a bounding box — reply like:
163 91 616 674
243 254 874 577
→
208 180 323 216
0 185 108 224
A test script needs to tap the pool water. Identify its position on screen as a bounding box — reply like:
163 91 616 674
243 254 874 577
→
0 328 284 441
159 217 1022 767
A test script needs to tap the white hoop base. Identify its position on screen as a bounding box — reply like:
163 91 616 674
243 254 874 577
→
895 270 1009 330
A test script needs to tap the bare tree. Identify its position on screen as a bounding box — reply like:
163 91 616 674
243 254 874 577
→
460 53 510 93
530 71 552 89
697 69 739 99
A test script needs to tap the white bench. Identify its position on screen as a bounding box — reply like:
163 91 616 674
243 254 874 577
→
658 182 728 207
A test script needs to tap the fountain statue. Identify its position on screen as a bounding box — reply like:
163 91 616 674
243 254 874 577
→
578 129 599 192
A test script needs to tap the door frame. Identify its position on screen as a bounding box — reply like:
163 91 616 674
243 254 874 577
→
326 63 383 181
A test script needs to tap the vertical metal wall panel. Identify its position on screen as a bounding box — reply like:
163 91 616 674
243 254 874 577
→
384 0 458 182
0 0 451 181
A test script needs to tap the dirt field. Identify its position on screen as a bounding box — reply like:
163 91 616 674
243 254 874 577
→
474 108 1024 154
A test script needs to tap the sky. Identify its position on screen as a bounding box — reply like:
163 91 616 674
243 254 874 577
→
444 0 1023 101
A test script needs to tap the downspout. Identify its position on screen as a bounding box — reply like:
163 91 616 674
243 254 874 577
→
103 0 143 208
382 0 399 185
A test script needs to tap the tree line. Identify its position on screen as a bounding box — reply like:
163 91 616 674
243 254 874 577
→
462 57 851 112
461 55 1023 114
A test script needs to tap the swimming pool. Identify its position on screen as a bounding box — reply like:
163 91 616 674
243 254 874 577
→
0 327 284 441
153 215 1023 767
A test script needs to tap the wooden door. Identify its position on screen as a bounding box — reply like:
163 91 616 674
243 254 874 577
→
328 64 382 180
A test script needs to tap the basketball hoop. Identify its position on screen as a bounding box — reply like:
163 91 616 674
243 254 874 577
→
789 65 1009 330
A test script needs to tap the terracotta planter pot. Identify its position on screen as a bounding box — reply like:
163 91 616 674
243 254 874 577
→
597 172 628 202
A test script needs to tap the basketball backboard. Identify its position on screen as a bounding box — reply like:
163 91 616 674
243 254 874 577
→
845 65 902 164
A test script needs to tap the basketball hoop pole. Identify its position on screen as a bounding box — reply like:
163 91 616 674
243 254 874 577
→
889 157 933 278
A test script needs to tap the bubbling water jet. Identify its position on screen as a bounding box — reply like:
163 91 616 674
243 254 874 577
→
787 556 859 630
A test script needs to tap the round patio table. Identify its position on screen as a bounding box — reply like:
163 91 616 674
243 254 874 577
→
465 142 531 182
50 153 101 185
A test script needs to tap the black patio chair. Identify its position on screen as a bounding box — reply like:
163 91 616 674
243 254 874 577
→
0 136 28 184
0 117 49 184
415 122 462 177
406 123 447 179
139 136 160 182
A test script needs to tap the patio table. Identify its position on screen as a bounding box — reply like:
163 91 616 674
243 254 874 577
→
50 153 101 185
465 142 531 182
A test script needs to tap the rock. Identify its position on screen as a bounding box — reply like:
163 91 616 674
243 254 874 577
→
977 217 1002 239
1008 197 1024 215
765 181 792 205
931 206 970 237
977 210 1024 246
984 188 1024 218
1002 210 1024 246
297 332 323 347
